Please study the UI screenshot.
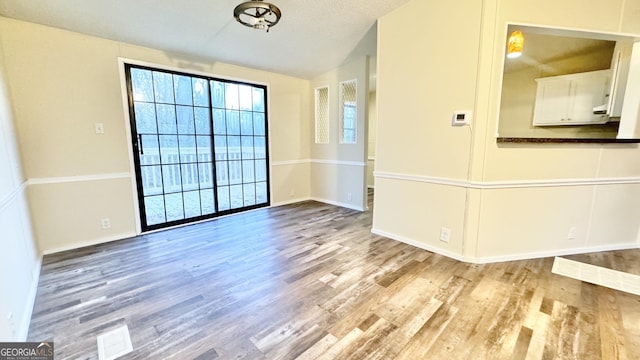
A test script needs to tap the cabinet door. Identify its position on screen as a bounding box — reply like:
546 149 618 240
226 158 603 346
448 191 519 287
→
570 75 608 124
532 79 571 125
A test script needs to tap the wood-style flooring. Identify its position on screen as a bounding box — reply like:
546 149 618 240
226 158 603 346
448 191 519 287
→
28 195 640 359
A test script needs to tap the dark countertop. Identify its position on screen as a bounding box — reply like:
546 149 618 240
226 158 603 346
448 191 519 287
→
497 137 640 144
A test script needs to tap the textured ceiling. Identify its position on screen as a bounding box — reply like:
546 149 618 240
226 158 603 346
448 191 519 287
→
0 0 411 79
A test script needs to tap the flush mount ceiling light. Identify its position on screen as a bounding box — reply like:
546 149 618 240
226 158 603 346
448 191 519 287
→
234 0 281 32
507 30 524 58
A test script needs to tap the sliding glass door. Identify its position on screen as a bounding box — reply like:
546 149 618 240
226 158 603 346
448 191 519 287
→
125 64 270 231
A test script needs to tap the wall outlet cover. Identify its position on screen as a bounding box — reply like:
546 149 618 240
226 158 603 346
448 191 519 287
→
440 227 451 243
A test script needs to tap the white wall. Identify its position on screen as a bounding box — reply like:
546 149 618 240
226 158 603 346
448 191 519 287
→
0 17 311 253
374 0 640 263
373 0 481 257
0 41 39 341
471 0 640 261
310 57 369 210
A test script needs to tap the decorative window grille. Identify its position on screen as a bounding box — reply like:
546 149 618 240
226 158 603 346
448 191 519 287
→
315 86 329 144
340 80 357 144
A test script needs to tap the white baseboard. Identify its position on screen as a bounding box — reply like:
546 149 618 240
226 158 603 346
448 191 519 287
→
371 228 475 263
310 197 365 211
41 232 137 255
270 197 312 207
475 243 640 264
19 257 42 341
371 227 639 264
276 196 366 212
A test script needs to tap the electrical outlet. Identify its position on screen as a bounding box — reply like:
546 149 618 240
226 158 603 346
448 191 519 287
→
94 123 105 134
347 192 352 201
101 218 111 230
568 226 577 240
289 189 295 197
440 227 451 243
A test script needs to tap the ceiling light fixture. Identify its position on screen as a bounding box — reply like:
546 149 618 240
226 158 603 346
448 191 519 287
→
507 30 524 58
234 0 281 32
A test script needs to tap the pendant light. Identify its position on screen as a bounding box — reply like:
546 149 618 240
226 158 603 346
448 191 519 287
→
507 30 524 58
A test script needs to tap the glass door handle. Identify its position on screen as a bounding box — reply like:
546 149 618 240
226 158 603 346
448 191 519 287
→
138 134 144 155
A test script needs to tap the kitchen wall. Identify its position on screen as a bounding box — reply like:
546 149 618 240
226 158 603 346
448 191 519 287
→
374 0 640 262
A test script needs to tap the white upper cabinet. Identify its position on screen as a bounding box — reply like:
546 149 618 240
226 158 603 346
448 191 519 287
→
533 70 610 126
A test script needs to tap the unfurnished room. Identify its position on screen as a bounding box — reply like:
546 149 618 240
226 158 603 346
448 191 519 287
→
1 0 640 359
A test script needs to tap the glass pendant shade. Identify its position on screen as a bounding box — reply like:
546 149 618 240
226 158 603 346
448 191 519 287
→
507 30 524 58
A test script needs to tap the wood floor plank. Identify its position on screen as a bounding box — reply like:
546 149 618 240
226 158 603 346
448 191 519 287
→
27 198 640 359
294 333 338 360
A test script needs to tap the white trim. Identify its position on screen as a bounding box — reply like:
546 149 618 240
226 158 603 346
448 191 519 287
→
475 242 640 264
117 58 143 235
0 181 27 213
374 171 640 189
271 197 312 207
371 228 475 263
504 21 640 42
311 159 367 167
371 227 639 264
19 256 41 341
41 232 137 255
271 159 311 166
28 173 131 186
310 197 365 211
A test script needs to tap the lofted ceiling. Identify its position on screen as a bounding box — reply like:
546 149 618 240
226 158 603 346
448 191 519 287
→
0 0 411 79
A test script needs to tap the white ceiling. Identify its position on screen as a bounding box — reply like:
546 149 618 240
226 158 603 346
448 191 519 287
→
0 0 411 79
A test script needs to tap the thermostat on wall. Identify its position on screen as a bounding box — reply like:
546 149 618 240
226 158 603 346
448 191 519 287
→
451 110 472 126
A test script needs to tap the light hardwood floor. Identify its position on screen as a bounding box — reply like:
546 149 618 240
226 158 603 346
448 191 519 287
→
28 197 640 359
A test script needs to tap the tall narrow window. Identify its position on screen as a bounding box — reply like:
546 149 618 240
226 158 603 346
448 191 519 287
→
315 86 329 143
340 80 357 144
125 64 270 231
